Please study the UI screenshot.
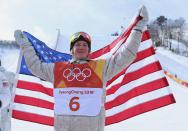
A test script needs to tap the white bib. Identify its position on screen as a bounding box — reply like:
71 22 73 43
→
54 87 103 116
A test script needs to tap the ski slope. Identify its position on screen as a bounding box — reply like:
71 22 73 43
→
156 47 188 82
1 42 188 131
0 48 20 73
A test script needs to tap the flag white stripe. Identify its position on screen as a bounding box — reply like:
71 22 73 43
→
106 87 171 116
106 70 165 101
18 74 53 89
13 103 54 117
15 88 54 103
138 39 152 52
106 75 124 90
126 54 158 74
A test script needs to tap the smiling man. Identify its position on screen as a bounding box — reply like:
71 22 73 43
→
14 5 148 131
70 32 91 62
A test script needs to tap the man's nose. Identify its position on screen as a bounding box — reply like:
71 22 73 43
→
78 46 85 49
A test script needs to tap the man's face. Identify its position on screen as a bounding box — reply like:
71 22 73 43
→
72 40 89 60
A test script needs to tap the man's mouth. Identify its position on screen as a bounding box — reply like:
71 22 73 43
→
77 50 85 53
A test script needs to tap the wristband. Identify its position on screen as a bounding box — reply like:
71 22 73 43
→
133 28 142 33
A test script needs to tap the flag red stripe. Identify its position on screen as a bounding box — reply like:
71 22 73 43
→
105 77 169 110
105 94 175 125
17 80 53 96
107 61 162 95
141 30 151 42
122 62 162 86
14 95 54 109
134 46 155 63
106 70 125 87
12 110 54 126
106 46 155 86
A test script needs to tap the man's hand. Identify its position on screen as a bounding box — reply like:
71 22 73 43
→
14 30 29 45
134 5 149 32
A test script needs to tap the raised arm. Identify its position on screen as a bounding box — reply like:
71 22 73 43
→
104 5 149 81
14 30 54 83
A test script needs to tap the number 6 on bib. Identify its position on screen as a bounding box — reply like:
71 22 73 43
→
69 97 80 111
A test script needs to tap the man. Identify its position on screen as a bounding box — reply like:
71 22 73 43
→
14 5 148 131
0 60 15 131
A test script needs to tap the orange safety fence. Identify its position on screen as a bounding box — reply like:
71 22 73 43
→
164 70 188 87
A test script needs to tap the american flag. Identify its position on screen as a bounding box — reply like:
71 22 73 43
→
12 18 175 126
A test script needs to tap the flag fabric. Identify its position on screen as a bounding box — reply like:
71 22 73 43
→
12 18 175 126
96 30 176 125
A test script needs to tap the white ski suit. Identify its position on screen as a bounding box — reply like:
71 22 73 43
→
0 66 15 131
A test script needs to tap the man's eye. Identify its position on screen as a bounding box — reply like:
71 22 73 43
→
83 44 88 47
75 44 81 46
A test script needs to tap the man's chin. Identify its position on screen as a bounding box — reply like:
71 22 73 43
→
76 55 87 59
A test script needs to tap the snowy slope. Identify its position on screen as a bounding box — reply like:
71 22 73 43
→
156 47 188 82
1 39 188 131
0 48 20 73
169 39 187 54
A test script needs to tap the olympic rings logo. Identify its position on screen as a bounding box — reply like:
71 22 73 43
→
63 67 92 81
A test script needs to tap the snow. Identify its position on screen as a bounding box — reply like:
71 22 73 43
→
183 30 188 42
1 38 188 131
170 39 187 53
0 48 20 73
156 47 188 81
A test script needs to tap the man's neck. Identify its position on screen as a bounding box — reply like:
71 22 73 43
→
70 57 90 64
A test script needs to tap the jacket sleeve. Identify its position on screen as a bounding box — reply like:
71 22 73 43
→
103 30 142 81
20 42 54 83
